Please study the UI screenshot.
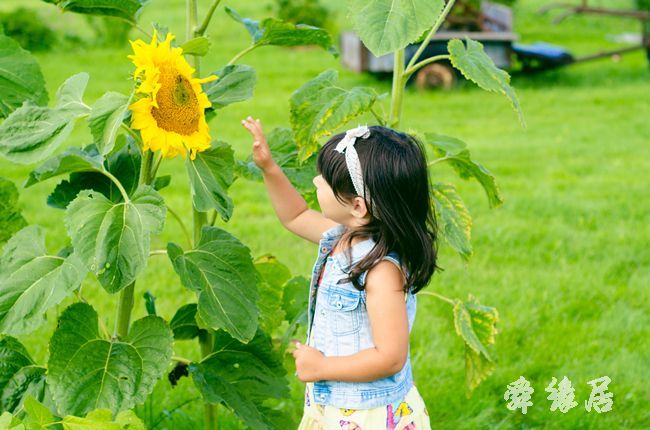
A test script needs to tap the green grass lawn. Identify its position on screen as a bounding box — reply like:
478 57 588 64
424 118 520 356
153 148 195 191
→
1 0 649 428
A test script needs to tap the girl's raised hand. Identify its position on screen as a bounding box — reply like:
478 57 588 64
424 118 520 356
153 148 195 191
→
241 116 276 173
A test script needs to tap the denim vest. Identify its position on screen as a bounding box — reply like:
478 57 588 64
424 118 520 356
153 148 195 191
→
305 224 417 409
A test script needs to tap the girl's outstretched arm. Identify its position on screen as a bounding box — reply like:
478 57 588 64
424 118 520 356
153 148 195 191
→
241 117 337 243
292 261 409 382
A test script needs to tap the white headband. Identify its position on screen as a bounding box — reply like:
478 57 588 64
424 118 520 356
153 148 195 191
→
335 125 373 205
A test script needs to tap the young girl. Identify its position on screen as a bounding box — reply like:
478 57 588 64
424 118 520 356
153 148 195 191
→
242 117 440 430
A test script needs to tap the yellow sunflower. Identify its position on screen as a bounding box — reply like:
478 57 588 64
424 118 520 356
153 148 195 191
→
128 31 217 159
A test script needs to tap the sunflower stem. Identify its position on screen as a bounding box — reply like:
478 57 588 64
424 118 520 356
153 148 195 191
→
405 0 456 72
193 210 208 245
100 169 130 203
388 48 405 128
198 329 216 429
188 1 217 428
227 44 258 66
151 152 163 180
208 210 217 226
428 155 452 167
186 0 201 74
140 150 154 185
114 282 135 338
196 0 222 36
121 123 144 146
113 137 156 342
369 105 386 126
404 54 451 79
167 205 193 247
418 291 456 305
135 24 153 39
172 355 193 365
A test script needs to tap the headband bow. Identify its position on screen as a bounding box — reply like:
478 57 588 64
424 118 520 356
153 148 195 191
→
335 125 372 205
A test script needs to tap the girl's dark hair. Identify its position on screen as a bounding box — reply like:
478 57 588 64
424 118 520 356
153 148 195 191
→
316 125 442 294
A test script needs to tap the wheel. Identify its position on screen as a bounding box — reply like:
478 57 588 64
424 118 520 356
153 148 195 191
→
415 63 457 90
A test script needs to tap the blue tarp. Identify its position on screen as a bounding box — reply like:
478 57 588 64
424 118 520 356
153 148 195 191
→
513 42 574 63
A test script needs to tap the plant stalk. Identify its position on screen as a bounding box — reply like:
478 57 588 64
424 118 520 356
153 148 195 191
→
140 149 154 185
114 282 135 338
196 0 222 36
193 210 208 244
405 0 457 72
167 205 193 247
101 169 130 203
121 123 142 146
199 330 216 429
187 1 217 428
418 291 456 305
187 0 201 74
227 44 258 66
404 54 451 79
388 48 405 128
114 125 155 341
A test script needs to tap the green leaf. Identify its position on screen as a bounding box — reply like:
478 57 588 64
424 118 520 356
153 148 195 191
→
114 410 146 430
88 92 130 156
225 7 336 54
167 226 259 343
0 34 48 118
431 182 472 260
64 185 165 293
256 18 336 53
47 302 173 417
46 138 141 209
189 329 290 430
22 395 56 430
62 410 116 430
448 38 525 126
452 294 499 396
152 174 171 191
0 336 47 414
186 140 234 221
235 129 318 208
282 276 309 325
0 178 27 245
0 411 23 429
349 0 444 57
0 73 91 164
143 290 156 316
254 255 290 334
61 408 146 429
169 303 207 340
181 36 211 56
224 7 260 39
203 65 256 110
0 225 87 336
46 0 147 24
24 146 104 187
425 133 503 208
279 276 309 351
236 128 317 190
289 70 377 161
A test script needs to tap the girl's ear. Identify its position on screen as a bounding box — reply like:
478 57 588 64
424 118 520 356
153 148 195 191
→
350 196 369 220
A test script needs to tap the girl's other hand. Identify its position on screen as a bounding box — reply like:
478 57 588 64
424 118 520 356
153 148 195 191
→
241 116 276 173
292 340 326 383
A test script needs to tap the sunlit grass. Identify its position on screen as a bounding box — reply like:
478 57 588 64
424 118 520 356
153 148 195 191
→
1 0 648 428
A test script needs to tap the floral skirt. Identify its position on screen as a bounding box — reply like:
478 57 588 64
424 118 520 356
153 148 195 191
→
297 382 431 430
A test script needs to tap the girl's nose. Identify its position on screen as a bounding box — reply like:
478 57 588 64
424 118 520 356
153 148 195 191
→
312 175 319 187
